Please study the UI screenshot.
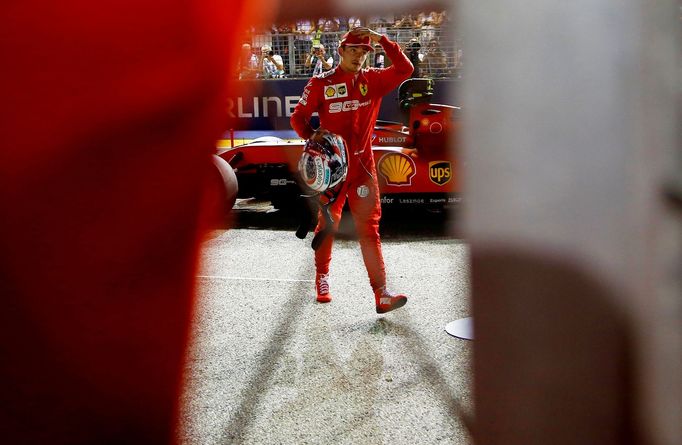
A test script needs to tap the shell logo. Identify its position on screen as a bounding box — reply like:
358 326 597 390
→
378 152 416 186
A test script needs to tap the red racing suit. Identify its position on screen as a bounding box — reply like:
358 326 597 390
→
290 35 413 290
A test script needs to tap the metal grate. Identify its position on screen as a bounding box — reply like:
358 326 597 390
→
243 24 462 80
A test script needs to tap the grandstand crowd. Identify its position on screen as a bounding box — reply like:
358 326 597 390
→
237 11 462 80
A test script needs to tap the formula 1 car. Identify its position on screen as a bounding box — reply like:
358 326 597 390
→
216 78 461 210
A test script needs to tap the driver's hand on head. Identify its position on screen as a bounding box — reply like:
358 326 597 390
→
350 26 381 43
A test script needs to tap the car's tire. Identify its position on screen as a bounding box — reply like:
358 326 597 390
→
212 155 238 211
202 155 238 229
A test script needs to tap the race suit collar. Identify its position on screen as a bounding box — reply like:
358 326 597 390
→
336 67 367 85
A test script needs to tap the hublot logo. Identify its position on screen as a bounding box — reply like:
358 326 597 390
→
378 136 407 144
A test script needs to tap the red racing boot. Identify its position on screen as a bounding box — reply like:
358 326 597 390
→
316 273 332 303
374 287 408 313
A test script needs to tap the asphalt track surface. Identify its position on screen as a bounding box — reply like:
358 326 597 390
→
178 200 473 444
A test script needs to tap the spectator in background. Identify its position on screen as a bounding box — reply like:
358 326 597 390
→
423 38 448 78
452 41 464 79
337 16 350 32
311 21 323 48
372 14 397 43
435 9 452 39
318 17 339 33
318 17 340 54
414 12 427 27
260 44 285 78
394 14 414 29
428 10 445 27
405 37 424 77
294 18 316 75
305 43 334 76
419 16 437 47
368 15 391 35
440 10 451 26
238 43 260 79
278 44 291 75
272 21 294 33
348 16 362 29
393 14 416 48
373 43 386 68
272 22 295 71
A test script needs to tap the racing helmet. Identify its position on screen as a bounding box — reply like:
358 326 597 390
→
298 132 348 194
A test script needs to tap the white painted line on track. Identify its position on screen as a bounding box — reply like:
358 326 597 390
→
197 275 314 283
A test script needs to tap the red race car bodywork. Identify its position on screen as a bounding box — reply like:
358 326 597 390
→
217 78 461 209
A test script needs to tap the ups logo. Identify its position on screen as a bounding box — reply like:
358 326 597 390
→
429 161 452 185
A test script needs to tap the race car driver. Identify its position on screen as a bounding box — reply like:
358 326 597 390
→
290 27 413 313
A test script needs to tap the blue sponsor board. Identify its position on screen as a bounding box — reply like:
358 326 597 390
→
226 79 459 131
